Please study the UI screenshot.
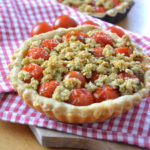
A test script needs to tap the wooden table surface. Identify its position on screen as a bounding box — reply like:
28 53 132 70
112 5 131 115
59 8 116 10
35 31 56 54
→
0 0 150 150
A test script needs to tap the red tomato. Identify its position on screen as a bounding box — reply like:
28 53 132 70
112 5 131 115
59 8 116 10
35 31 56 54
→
42 39 59 50
68 88 94 106
119 72 137 80
64 71 86 87
107 26 125 37
91 32 113 47
94 6 107 13
38 80 60 98
27 47 49 60
81 20 99 26
88 72 99 83
93 47 104 57
62 31 88 43
114 47 132 57
22 64 43 82
31 22 53 37
53 15 78 29
57 0 64 2
113 0 121 7
93 86 120 102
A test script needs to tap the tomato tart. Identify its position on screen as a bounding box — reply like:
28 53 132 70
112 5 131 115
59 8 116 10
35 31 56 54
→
8 25 150 123
55 0 133 23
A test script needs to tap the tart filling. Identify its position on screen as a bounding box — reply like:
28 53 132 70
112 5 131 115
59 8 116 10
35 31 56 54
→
9 25 150 123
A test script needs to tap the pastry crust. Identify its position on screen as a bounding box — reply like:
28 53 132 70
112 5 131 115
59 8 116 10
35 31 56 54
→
8 25 150 123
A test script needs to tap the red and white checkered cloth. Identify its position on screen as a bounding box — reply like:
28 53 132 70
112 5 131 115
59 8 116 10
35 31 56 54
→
1 0 150 148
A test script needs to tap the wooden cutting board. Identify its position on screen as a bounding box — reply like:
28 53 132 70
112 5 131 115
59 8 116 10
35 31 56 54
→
30 126 147 150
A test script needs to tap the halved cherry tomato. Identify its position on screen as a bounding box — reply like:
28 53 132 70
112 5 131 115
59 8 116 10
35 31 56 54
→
94 6 107 13
31 22 53 37
22 63 43 82
81 20 99 26
64 71 86 87
42 39 59 50
88 72 99 83
93 47 104 57
93 86 120 102
53 15 78 29
107 26 125 37
114 47 132 57
62 31 88 43
91 32 113 47
68 88 94 106
113 0 121 7
38 80 60 98
27 47 49 60
119 72 137 80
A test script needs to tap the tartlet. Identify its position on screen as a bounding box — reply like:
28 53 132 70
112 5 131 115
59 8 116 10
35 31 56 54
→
8 25 150 123
55 0 134 23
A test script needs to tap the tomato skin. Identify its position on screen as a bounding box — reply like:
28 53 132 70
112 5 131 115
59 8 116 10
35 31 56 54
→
93 86 120 102
119 72 137 80
31 22 53 37
114 47 132 57
113 0 121 7
38 80 60 98
22 64 43 82
91 32 113 47
42 39 59 50
81 20 99 26
64 71 86 87
93 47 104 57
62 31 88 43
88 72 99 83
94 6 107 13
68 88 94 106
53 15 78 29
108 26 125 37
27 47 49 60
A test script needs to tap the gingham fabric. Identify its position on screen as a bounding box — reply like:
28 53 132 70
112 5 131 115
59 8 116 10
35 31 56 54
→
0 0 150 149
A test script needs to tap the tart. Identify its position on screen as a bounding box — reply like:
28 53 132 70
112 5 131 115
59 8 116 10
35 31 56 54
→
55 0 134 23
8 25 150 123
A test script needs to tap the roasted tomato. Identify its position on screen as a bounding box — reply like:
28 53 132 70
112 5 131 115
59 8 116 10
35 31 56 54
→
91 32 113 47
119 72 137 80
53 15 78 29
88 72 99 83
114 47 132 57
42 39 59 50
93 47 104 57
67 88 94 106
107 26 125 37
64 71 86 87
31 22 53 37
27 47 49 60
62 31 88 43
94 6 107 13
81 20 99 26
113 0 121 7
93 86 120 102
38 80 60 98
22 63 43 82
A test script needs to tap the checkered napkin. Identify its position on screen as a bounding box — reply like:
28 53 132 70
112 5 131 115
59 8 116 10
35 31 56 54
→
1 0 150 148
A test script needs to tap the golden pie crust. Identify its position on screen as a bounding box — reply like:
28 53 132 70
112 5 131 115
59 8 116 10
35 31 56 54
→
8 25 150 123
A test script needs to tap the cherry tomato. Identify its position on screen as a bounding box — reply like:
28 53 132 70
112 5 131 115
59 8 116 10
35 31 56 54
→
27 47 49 60
22 63 43 82
114 47 132 57
64 71 86 87
88 72 99 83
108 26 125 37
119 72 137 80
113 0 121 7
93 86 120 102
91 32 113 47
38 80 60 98
94 6 107 13
81 20 99 26
31 22 53 37
67 88 94 106
62 31 88 43
93 47 104 57
53 15 78 29
42 39 59 50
